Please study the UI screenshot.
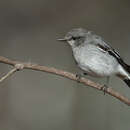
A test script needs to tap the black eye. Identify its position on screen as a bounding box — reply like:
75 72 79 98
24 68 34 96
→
71 37 76 40
71 36 81 40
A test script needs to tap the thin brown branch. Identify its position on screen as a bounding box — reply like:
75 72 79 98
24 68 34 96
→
0 68 17 83
0 56 130 106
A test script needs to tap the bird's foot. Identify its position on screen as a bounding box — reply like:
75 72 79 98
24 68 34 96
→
76 74 82 83
75 72 88 82
101 85 109 95
83 72 88 76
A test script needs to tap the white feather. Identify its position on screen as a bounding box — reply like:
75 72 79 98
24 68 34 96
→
73 44 126 77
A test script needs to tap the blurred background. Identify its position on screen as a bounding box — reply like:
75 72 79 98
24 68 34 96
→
0 0 130 130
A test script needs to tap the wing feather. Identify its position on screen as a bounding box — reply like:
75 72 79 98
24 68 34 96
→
96 41 130 73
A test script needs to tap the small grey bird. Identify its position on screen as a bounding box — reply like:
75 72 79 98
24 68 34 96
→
58 28 130 87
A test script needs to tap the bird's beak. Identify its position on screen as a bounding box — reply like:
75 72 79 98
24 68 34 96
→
57 38 67 41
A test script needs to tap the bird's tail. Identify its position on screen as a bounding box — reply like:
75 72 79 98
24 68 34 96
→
116 63 130 88
124 64 130 74
121 62 130 88
124 79 130 88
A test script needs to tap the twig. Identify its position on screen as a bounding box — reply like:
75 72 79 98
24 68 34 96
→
0 68 17 83
0 56 129 106
0 63 24 83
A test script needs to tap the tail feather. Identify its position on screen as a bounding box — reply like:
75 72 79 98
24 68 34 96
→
124 79 130 88
124 64 130 74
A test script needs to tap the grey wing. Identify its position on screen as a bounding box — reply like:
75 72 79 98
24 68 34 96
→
107 47 130 73
94 38 130 73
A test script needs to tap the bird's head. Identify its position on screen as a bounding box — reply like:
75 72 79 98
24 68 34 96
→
58 28 89 48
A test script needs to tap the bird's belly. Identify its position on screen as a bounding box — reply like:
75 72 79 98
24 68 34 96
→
73 47 118 77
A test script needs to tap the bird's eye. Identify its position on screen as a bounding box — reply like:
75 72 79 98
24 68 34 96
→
71 36 81 40
71 37 76 40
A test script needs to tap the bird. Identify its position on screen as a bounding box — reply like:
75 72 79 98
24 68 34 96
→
58 28 130 88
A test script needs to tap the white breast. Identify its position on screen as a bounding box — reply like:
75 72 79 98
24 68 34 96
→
72 44 119 77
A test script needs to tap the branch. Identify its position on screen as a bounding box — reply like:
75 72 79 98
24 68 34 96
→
0 56 129 106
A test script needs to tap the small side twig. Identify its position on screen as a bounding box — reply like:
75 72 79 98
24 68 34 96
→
0 68 17 83
0 63 24 83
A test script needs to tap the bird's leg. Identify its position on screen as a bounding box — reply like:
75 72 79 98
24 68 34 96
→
101 85 109 95
100 77 110 95
106 77 110 86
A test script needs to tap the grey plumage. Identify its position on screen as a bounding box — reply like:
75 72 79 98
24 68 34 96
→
58 28 130 88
